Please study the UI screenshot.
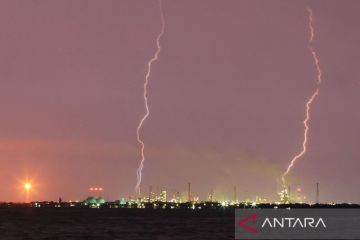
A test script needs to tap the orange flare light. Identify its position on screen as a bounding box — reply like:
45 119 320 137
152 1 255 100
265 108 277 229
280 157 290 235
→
24 182 32 192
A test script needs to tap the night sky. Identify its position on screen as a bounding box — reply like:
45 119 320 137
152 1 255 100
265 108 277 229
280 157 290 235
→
0 0 359 203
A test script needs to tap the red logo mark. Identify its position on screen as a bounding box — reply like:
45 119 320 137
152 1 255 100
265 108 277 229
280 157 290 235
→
237 213 258 233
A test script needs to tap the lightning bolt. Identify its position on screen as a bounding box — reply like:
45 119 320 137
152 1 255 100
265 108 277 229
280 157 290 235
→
135 0 165 196
281 89 319 187
307 7 315 43
281 7 323 188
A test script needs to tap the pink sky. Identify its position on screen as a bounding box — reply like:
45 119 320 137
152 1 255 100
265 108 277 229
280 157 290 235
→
0 0 359 203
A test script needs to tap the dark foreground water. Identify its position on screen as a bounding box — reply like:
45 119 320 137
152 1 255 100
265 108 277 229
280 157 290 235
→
0 208 234 240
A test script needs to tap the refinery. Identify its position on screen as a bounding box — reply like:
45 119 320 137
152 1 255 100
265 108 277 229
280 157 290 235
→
2 195 357 210
2 182 354 209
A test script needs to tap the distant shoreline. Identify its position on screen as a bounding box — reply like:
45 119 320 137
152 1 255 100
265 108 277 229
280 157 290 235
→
1 202 359 209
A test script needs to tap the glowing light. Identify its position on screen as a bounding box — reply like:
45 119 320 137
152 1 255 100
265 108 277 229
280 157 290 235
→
282 7 323 188
24 182 32 192
135 0 165 196
20 178 35 202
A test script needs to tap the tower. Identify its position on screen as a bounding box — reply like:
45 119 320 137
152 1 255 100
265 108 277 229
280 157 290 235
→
159 190 167 202
316 182 319 204
233 186 237 203
278 188 289 204
208 189 214 202
188 182 191 202
287 185 291 203
148 185 152 202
